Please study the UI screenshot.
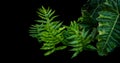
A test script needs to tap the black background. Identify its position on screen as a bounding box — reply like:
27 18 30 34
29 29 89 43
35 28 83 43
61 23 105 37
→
16 0 120 63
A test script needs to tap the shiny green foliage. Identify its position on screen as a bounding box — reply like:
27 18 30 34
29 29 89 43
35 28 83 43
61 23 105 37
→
29 6 67 56
29 0 120 58
96 0 120 56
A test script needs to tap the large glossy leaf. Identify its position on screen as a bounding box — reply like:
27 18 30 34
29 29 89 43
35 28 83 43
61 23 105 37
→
96 0 120 56
77 0 105 32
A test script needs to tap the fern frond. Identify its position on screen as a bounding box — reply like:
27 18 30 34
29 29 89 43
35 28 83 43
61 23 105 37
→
64 21 96 58
29 6 67 56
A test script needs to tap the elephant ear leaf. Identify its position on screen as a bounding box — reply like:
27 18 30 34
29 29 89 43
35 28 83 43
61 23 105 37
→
96 0 120 56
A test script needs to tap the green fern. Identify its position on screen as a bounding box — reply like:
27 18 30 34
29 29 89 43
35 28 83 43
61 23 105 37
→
29 6 67 56
64 21 96 58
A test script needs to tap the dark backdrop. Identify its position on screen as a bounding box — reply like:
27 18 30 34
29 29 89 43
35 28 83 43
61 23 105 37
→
16 0 120 63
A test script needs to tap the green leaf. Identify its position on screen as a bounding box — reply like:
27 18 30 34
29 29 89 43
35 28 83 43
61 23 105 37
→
70 47 83 52
71 51 79 59
40 46 54 50
29 24 45 38
49 15 58 22
35 20 47 23
38 14 48 20
81 29 89 38
71 48 83 59
86 45 96 51
48 10 56 18
46 8 52 17
58 26 66 32
96 1 120 56
55 46 67 50
70 44 82 47
30 6 67 56
66 35 76 39
44 49 55 56
54 22 63 29
41 6 47 14
68 41 79 45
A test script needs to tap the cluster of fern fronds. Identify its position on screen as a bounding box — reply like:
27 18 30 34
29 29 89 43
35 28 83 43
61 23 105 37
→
29 0 120 58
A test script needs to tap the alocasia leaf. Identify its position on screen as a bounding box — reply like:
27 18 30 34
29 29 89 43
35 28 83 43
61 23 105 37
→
96 0 120 56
